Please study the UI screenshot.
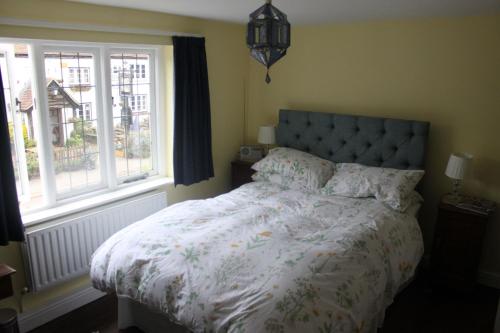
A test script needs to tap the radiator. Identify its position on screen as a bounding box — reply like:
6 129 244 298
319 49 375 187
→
22 192 167 292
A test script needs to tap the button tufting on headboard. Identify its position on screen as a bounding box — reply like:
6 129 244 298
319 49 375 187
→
276 109 430 170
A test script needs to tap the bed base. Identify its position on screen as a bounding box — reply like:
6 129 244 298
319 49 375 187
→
118 296 188 333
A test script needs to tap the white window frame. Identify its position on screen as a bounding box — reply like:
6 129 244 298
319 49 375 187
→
0 48 30 202
0 37 166 214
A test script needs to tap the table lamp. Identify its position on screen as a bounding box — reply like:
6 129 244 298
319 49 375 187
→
445 152 472 201
258 126 276 155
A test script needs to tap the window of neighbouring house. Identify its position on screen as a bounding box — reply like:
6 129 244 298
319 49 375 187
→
78 102 92 120
130 63 146 79
67 67 90 85
0 40 164 213
129 95 147 111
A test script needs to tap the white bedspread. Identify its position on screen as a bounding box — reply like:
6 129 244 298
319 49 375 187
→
91 181 423 333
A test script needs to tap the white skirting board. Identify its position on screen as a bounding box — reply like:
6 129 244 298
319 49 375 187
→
18 286 106 333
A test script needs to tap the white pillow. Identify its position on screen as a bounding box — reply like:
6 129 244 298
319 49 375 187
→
252 147 335 192
321 163 425 212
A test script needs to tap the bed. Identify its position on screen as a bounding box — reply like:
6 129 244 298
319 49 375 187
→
91 109 430 333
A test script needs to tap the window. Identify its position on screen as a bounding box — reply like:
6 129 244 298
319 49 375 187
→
110 53 154 179
0 43 42 210
78 102 92 120
130 64 146 79
67 67 90 85
45 51 101 196
0 40 164 213
128 95 146 112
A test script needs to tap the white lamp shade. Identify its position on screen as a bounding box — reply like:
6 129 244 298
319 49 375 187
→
445 152 472 180
258 126 276 145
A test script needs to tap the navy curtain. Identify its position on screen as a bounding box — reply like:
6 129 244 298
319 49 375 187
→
0 68 24 246
173 37 214 186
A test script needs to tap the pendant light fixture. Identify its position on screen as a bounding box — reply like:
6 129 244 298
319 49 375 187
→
246 0 291 84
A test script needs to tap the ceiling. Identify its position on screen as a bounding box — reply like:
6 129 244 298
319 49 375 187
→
69 0 500 25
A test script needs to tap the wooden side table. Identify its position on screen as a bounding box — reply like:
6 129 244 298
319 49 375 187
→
231 160 256 190
0 265 15 300
0 264 18 333
431 196 496 292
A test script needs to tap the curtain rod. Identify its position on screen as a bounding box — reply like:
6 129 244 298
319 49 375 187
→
0 17 203 38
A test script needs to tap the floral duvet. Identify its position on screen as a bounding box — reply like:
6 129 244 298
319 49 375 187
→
91 181 423 333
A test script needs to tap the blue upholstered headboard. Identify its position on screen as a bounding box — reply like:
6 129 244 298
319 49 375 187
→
276 110 430 170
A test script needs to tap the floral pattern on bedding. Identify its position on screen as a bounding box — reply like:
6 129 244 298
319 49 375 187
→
252 171 306 192
91 182 423 333
321 163 425 212
251 147 335 192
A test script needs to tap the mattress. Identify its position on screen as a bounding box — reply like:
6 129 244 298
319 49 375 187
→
91 181 424 333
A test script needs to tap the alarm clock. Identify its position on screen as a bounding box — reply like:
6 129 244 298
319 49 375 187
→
239 145 264 162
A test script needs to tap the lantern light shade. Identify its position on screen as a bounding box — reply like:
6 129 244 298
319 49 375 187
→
247 0 291 84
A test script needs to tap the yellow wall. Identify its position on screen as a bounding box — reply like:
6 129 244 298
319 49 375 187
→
0 0 247 313
247 14 500 276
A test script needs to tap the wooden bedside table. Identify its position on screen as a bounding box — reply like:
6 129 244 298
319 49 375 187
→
431 195 496 292
231 160 256 190
0 264 15 300
0 264 19 333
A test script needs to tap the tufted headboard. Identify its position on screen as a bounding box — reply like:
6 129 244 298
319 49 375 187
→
276 110 430 170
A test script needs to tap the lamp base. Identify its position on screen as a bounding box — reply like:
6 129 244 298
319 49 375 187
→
451 179 462 201
443 179 463 206
262 144 270 156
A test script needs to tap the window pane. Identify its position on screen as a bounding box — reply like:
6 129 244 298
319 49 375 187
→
0 43 43 212
44 51 102 196
0 52 22 193
110 52 154 181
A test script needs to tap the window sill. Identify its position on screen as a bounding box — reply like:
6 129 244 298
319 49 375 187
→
22 177 173 227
